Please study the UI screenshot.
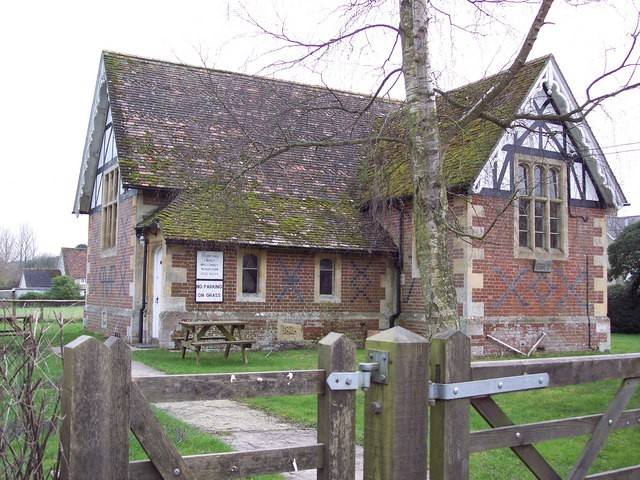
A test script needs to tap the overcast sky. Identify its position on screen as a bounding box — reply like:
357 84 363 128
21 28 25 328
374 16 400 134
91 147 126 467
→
0 0 638 255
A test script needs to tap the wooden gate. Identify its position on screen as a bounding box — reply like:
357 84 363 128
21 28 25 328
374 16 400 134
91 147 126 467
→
59 332 357 479
429 331 640 480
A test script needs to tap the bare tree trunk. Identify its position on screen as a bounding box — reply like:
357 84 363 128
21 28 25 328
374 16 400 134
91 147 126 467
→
399 0 459 336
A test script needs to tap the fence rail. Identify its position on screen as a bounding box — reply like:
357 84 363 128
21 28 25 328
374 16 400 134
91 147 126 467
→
128 444 324 480
135 369 325 402
472 353 640 387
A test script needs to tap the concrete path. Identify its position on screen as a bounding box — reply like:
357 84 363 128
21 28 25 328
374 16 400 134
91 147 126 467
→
131 360 164 377
131 361 364 479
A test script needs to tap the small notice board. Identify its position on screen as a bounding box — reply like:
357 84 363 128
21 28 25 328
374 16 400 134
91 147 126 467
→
196 251 224 303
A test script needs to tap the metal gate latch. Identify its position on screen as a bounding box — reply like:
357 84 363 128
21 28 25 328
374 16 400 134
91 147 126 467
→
326 351 389 391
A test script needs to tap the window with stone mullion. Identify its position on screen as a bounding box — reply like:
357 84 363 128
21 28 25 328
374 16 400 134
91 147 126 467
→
518 162 564 252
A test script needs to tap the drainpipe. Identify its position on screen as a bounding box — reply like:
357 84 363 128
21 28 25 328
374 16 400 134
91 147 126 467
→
389 202 404 327
586 254 592 350
139 234 149 344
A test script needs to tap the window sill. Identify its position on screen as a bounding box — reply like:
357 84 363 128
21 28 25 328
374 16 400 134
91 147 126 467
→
315 295 341 304
100 247 117 258
236 293 265 303
516 247 568 261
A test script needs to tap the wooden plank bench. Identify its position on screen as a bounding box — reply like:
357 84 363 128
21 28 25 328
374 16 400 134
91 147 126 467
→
189 340 253 365
171 331 224 350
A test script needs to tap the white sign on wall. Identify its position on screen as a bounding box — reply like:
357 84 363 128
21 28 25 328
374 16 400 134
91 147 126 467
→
196 251 224 303
195 280 223 303
196 251 224 280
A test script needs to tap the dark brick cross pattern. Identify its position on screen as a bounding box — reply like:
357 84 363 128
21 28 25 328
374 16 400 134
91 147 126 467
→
403 278 418 304
529 273 554 306
350 261 373 303
118 267 129 296
99 265 116 296
492 266 529 308
275 257 305 303
556 267 586 307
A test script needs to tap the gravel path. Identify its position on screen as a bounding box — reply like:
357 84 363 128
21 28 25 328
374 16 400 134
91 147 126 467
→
132 361 364 479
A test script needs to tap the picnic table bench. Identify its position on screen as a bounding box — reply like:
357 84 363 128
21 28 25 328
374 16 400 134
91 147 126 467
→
0 315 32 337
178 320 252 365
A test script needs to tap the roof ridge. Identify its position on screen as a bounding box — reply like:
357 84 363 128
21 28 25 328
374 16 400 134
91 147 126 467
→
102 50 404 105
444 54 552 95
103 50 552 107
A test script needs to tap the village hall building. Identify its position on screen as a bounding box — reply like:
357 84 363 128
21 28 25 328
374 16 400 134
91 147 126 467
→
73 52 626 355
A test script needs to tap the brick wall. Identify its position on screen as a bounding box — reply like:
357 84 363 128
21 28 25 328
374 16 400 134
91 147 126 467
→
385 193 610 355
85 194 136 338
154 243 391 346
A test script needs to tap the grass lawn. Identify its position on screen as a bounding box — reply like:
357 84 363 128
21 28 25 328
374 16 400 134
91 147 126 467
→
2 305 84 321
134 334 640 478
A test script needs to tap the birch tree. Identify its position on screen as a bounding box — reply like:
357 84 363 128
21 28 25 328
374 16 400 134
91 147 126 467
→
235 0 639 336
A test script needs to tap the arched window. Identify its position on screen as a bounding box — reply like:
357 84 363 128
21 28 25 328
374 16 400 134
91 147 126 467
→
517 164 529 195
518 164 531 248
549 168 559 199
549 168 561 249
516 161 565 254
534 165 544 196
242 254 259 294
319 258 334 295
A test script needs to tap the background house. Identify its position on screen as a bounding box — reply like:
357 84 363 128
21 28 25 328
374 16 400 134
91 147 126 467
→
73 52 626 353
16 269 60 298
58 247 88 296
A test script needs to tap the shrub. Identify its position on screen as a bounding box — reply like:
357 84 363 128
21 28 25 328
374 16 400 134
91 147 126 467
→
0 317 62 478
608 284 640 333
19 291 47 300
608 220 640 293
47 276 81 300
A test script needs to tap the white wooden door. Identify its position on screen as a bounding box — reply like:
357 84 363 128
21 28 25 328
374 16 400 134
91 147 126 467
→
151 246 163 339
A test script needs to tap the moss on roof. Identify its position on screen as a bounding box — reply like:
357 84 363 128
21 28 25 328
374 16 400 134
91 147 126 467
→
359 56 551 202
143 182 395 252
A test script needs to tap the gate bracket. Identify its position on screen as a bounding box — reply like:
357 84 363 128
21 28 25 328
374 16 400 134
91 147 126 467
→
327 357 388 391
429 373 550 400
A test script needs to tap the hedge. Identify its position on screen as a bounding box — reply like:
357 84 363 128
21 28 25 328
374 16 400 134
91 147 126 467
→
608 284 640 334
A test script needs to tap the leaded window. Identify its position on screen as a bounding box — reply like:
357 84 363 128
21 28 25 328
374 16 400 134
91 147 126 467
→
516 161 565 253
101 168 119 249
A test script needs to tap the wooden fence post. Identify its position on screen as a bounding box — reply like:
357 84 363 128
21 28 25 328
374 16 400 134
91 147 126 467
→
11 289 16 320
317 332 356 480
60 336 131 480
429 330 471 480
363 326 429 480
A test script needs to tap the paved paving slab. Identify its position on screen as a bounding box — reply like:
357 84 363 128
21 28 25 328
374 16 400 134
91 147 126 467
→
156 399 364 479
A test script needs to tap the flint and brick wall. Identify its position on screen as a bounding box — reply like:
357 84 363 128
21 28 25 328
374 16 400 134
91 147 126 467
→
153 243 392 347
385 193 610 355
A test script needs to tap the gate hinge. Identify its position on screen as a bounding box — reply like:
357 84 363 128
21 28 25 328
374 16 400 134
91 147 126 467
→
326 351 389 391
428 373 550 400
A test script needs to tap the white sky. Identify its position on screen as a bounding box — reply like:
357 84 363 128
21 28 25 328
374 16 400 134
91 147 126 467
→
0 0 638 255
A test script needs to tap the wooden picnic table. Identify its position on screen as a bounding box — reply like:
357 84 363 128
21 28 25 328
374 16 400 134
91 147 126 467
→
0 315 32 337
178 320 252 365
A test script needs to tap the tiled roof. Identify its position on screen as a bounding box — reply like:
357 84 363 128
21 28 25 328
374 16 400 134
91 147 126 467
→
359 56 551 200
104 51 399 251
22 269 60 289
60 247 87 280
103 52 547 249
142 182 396 252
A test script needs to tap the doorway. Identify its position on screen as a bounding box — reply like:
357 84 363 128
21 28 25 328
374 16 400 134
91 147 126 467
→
151 246 163 339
